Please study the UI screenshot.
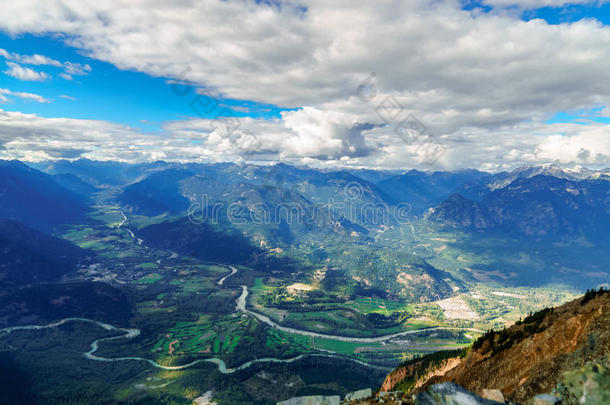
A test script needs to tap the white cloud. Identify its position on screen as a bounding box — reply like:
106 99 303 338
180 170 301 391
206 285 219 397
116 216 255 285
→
3 62 49 81
15 53 62 67
0 88 50 103
2 1 610 117
0 108 607 171
11 91 50 103
0 48 63 66
535 124 610 164
59 94 76 100
0 1 609 169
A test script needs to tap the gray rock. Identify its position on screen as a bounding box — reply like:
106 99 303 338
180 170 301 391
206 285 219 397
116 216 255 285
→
531 394 560 405
277 395 340 405
415 382 504 405
344 388 373 401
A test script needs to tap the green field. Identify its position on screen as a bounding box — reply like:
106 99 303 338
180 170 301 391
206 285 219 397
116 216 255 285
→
153 314 254 357
351 297 411 315
137 272 163 283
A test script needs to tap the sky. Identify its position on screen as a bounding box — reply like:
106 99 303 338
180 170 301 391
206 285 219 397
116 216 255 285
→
0 0 609 171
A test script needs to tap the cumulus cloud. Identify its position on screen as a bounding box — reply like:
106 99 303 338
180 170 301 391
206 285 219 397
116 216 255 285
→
0 49 63 67
0 1 609 169
0 48 91 79
0 109 152 161
3 62 49 81
0 108 607 171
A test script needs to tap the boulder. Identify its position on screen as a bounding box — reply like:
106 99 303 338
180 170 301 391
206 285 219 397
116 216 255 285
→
415 382 504 405
480 389 505 403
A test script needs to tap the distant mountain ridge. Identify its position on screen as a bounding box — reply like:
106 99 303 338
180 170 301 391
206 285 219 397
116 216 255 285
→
115 162 494 228
428 167 610 241
377 169 489 214
501 163 609 183
32 158 174 187
117 164 396 234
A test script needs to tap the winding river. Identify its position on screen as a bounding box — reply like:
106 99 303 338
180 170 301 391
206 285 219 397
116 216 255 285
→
217 266 238 286
0 317 387 374
0 265 481 374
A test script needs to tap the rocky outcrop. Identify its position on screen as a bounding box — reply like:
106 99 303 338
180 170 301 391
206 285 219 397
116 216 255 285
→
378 349 466 395
380 361 425 393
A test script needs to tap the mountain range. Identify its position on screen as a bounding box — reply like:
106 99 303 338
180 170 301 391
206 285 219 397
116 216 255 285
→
0 159 607 294
428 166 610 241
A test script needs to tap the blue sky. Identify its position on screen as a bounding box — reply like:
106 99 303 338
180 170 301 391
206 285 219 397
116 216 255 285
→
523 3 610 25
463 1 610 25
547 106 610 125
0 32 290 131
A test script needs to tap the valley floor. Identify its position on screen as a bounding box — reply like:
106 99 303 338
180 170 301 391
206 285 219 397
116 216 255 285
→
0 202 583 404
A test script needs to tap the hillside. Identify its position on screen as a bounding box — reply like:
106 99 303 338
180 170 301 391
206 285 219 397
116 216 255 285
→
51 173 99 201
136 217 263 264
0 219 89 287
376 288 610 404
118 168 195 215
0 281 133 327
0 161 91 233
